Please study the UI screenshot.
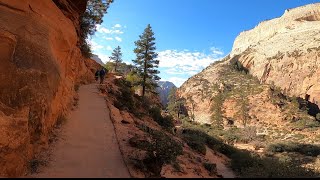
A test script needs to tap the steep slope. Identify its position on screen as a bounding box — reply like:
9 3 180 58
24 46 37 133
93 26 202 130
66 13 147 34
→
0 0 97 177
97 75 235 178
156 81 176 107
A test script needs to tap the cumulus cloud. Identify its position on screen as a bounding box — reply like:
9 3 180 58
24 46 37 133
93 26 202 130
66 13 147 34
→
89 40 103 51
106 46 113 51
105 37 113 41
115 37 122 42
158 48 224 77
210 47 224 55
113 24 121 28
96 25 124 34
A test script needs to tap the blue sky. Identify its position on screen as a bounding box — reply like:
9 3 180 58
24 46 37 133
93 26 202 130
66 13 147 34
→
90 0 319 87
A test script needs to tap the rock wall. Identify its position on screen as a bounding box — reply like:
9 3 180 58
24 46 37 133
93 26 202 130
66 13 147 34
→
231 3 320 105
178 3 320 124
0 0 98 176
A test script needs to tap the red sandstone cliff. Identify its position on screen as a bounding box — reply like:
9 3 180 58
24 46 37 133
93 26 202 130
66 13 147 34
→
0 0 99 176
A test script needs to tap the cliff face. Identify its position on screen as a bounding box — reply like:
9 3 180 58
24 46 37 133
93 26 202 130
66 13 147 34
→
231 3 320 104
178 3 320 125
0 0 96 176
156 81 176 107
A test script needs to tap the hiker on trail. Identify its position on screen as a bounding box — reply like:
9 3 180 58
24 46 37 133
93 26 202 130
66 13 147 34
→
99 67 107 84
95 69 100 82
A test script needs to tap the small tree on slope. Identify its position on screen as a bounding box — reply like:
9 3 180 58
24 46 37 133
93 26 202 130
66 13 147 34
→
109 46 123 72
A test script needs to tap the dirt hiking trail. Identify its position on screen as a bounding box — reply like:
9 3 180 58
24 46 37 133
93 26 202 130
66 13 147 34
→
205 146 236 178
31 84 130 178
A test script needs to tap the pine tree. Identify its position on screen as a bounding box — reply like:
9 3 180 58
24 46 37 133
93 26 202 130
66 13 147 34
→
109 46 122 72
167 87 178 116
133 24 160 97
167 87 186 118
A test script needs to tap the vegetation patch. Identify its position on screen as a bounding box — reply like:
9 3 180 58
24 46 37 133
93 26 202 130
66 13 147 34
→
28 158 46 174
203 162 217 176
267 142 320 157
113 78 135 112
148 106 174 130
56 114 67 127
130 124 183 177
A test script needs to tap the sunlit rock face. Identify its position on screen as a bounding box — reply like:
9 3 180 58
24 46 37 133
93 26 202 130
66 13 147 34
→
231 3 320 105
0 0 96 176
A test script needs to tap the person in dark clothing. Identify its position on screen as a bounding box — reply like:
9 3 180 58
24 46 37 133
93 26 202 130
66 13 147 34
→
95 69 100 82
99 68 107 84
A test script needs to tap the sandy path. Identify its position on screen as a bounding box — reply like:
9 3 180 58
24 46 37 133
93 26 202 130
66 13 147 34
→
205 146 236 178
31 84 130 178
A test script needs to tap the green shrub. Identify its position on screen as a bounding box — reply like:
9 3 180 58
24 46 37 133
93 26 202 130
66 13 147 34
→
181 128 237 157
28 158 46 174
222 127 241 144
56 114 67 127
267 142 320 157
74 84 80 92
203 162 217 176
230 150 317 178
292 118 320 129
114 78 135 112
134 125 183 177
149 107 174 129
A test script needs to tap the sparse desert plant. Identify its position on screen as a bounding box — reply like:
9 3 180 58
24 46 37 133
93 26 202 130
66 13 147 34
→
74 84 80 92
56 114 67 127
203 162 217 176
132 125 183 177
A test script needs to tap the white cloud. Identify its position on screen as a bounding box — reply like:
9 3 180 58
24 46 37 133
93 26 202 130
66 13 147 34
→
115 37 122 42
106 46 113 51
96 25 124 34
210 47 224 56
105 37 113 41
114 24 121 28
158 48 224 76
89 40 103 51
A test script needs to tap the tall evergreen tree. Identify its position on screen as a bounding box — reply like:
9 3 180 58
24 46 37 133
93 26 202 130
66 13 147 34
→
167 87 185 118
109 46 122 72
133 24 160 97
